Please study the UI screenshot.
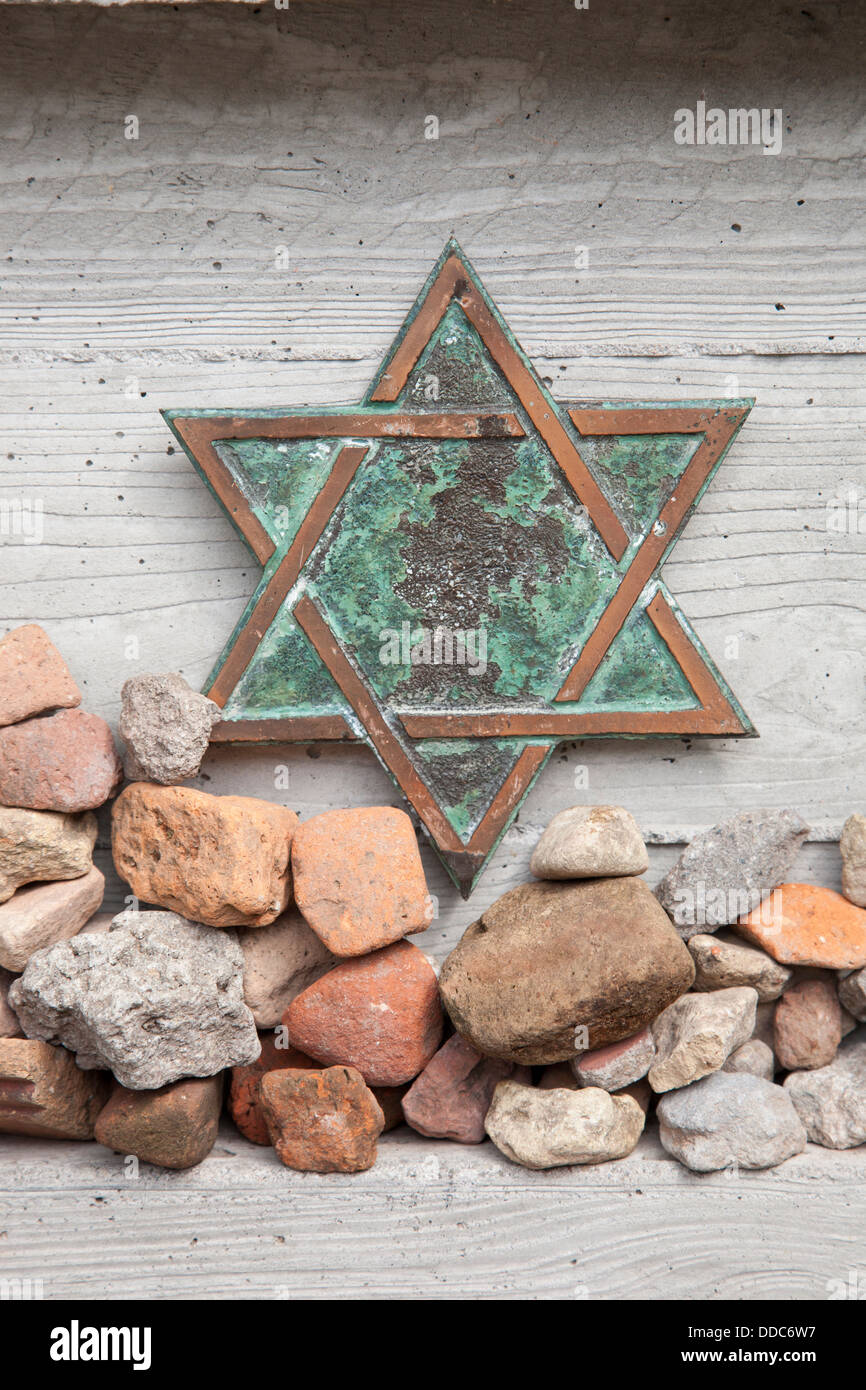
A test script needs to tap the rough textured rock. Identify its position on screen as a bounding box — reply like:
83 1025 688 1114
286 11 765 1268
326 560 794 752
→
261 1065 385 1173
112 783 297 928
484 1081 645 1169
119 673 221 784
9 910 260 1089
0 968 22 1038
841 814 866 907
0 807 96 904
238 908 335 1028
0 866 104 971
571 1026 656 1091
0 1037 110 1138
838 967 866 1022
291 806 432 957
285 940 442 1086
784 1032 866 1149
722 1038 775 1080
649 987 758 1093
734 883 866 969
529 805 648 880
0 624 81 727
229 1034 320 1145
657 1071 807 1171
402 1033 528 1143
774 978 842 1071
439 877 694 1065
655 810 810 936
95 1075 223 1170
688 931 791 1001
0 709 122 813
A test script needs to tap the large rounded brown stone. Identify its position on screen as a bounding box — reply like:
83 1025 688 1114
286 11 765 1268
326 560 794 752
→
439 877 695 1065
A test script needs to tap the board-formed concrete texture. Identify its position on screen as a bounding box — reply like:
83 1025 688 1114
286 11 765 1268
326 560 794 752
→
0 0 863 1297
2 1125 865 1300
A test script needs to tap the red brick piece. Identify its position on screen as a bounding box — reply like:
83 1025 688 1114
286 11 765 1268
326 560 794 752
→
0 709 122 812
292 806 433 956
0 625 81 728
229 1033 320 1145
285 940 442 1086
402 1033 525 1143
94 1075 223 1170
0 1038 109 1139
260 1065 385 1173
112 783 298 927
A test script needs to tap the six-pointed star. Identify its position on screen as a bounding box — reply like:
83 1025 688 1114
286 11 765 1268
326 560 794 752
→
165 240 755 896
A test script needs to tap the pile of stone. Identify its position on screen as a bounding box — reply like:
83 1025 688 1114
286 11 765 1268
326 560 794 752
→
1 624 865 1177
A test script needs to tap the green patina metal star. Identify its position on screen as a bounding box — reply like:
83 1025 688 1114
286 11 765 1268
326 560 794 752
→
164 240 755 895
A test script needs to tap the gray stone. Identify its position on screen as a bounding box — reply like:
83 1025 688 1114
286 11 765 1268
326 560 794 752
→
484 1081 645 1169
655 809 810 937
0 807 97 904
8 909 259 1089
0 967 22 1038
688 931 791 1001
657 1071 807 1172
838 967 866 1022
783 1031 866 1149
530 805 648 880
238 907 335 1028
649 987 758 1093
841 813 866 907
722 1038 775 1080
119 672 221 784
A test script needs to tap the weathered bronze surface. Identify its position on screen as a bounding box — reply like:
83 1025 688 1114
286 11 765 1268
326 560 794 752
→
165 240 755 895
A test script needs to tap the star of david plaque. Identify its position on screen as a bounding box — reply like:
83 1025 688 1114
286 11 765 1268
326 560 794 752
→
165 240 755 895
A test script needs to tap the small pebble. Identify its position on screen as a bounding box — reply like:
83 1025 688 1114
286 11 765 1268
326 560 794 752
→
530 805 648 879
485 1080 645 1169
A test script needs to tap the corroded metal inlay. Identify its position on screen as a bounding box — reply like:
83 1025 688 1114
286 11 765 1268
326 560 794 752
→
164 240 755 895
